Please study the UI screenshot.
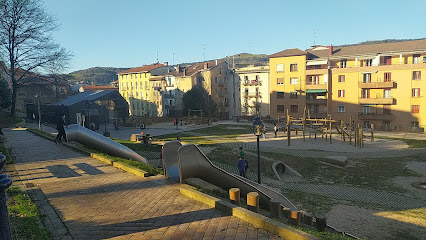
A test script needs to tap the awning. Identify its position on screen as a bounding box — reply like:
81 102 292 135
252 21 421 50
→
306 60 328 66
306 89 327 93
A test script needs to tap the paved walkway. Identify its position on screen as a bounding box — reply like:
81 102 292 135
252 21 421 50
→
3 128 280 240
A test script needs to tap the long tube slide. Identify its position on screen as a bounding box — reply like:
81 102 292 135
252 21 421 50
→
177 144 297 211
162 140 182 181
65 124 147 164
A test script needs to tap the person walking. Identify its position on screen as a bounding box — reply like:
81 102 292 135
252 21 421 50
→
274 124 278 138
237 156 248 178
176 132 181 142
55 113 68 144
239 146 245 159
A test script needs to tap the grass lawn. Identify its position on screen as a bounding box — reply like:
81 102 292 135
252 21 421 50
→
7 187 52 240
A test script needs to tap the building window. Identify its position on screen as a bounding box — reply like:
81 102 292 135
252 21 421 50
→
412 121 419 128
277 105 285 113
307 75 319 84
277 92 284 98
290 92 298 98
363 73 371 83
340 59 347 68
277 78 284 85
412 105 420 113
383 56 392 65
383 105 391 114
384 89 391 98
290 105 298 113
363 106 371 114
338 75 345 82
413 54 421 64
412 88 420 97
290 63 298 72
215 77 217 83
362 89 370 98
384 72 391 82
338 90 345 97
276 64 284 72
290 78 298 85
337 105 345 113
413 71 421 80
364 59 373 67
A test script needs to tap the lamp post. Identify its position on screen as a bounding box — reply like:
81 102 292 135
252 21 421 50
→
252 116 264 184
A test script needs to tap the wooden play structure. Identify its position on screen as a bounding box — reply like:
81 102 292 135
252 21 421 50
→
279 108 374 148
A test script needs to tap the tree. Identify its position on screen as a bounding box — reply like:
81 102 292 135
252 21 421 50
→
182 84 217 117
0 76 11 109
0 0 71 116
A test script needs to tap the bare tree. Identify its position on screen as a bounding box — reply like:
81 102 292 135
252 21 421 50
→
0 0 71 116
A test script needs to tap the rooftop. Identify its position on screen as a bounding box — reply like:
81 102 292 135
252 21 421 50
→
118 63 163 75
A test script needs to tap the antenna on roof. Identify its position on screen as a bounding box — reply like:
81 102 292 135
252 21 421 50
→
313 28 317 46
173 52 175 65
156 50 159 63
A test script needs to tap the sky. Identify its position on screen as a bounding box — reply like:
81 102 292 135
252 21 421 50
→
43 0 426 73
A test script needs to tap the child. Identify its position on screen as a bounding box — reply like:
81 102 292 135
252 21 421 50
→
237 156 248 178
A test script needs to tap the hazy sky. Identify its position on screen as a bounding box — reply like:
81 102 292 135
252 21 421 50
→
43 0 426 73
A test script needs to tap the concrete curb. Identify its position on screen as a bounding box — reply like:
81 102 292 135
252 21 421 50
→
27 128 149 178
180 187 320 240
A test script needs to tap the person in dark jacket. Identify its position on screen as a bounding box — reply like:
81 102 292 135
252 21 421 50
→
237 156 248 178
55 113 68 144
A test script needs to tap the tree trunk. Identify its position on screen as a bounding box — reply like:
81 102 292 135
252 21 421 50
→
10 83 17 117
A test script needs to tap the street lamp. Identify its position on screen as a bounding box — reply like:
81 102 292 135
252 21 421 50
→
252 116 264 184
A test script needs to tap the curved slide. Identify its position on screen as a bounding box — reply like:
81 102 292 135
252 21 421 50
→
162 140 182 181
165 143 297 211
65 124 147 164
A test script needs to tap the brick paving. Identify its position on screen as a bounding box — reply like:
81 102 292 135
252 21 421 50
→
3 128 281 240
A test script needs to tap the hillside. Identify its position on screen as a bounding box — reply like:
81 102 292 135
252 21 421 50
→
224 53 269 68
68 67 129 85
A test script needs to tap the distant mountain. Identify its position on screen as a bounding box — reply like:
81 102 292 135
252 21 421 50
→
223 53 269 68
67 67 129 85
338 38 426 47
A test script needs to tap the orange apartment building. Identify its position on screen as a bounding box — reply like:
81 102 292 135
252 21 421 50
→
269 39 426 131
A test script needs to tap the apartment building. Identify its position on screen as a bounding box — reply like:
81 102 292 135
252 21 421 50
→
234 65 270 117
269 39 426 131
173 60 231 118
117 63 173 117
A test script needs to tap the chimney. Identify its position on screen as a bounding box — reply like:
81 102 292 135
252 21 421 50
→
163 62 168 66
204 62 208 69
329 44 333 55
175 65 180 73
183 69 186 76
215 59 218 65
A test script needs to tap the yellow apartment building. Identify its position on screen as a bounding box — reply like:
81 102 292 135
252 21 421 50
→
117 63 173 117
234 65 270 117
173 60 231 118
269 39 426 131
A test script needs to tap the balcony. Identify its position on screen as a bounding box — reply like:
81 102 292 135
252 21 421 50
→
306 98 327 104
358 113 393 121
248 94 262 98
359 80 396 89
242 79 262 86
359 97 395 105
305 83 327 90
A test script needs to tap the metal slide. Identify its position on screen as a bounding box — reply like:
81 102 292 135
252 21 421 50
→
65 124 147 163
161 140 182 181
174 143 297 211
